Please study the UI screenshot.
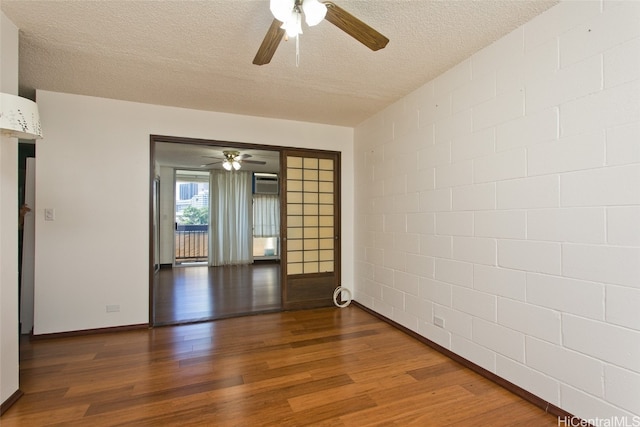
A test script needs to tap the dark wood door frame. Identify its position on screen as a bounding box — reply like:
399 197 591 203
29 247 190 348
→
280 149 342 310
148 135 341 325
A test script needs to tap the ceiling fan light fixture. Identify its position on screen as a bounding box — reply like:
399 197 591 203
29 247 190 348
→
222 160 232 171
302 0 327 26
270 0 295 23
232 160 241 170
282 10 303 38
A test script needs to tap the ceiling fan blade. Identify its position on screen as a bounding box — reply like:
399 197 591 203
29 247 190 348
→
201 161 222 167
322 1 389 51
253 18 286 65
241 159 267 165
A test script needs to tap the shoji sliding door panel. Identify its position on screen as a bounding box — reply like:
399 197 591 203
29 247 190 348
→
281 150 340 309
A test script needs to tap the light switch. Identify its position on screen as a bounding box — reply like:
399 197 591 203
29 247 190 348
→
44 208 55 221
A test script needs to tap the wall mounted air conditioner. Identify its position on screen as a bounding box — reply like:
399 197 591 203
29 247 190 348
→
254 173 279 195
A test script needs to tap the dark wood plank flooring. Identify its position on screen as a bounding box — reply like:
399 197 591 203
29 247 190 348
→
153 263 281 326
2 307 558 426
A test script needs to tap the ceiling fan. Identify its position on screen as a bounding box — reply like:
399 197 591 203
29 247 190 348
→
201 151 267 171
253 0 389 66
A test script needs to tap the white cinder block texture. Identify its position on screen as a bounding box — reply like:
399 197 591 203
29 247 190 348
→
563 243 640 288
472 28 524 77
434 59 472 98
382 285 404 310
404 81 434 114
394 193 420 215
527 208 606 244
384 250 407 271
393 232 419 255
604 365 640 416
496 355 560 406
497 175 559 209
435 109 473 145
526 55 602 114
497 38 558 96
561 164 640 207
561 80 640 137
451 127 495 162
374 265 394 287
354 0 640 420
474 210 526 239
453 286 496 321
435 160 473 189
420 278 452 307
606 122 640 167
435 212 473 236
393 271 420 296
606 285 640 330
452 236 497 266
498 240 561 275
474 265 526 301
524 0 601 51
452 71 495 114
419 93 452 128
433 305 472 339
604 37 640 89
472 318 525 362
407 212 434 235
473 148 527 183
498 298 561 344
420 189 451 212
384 213 406 233
420 235 452 259
560 385 639 426
452 183 496 211
527 131 605 176
435 258 473 288
407 167 435 192
526 273 604 320
496 107 558 152
393 309 419 333
563 315 640 372
607 207 640 246
419 321 451 349
417 141 449 169
451 336 496 373
559 1 640 67
526 337 604 397
405 254 434 279
473 89 524 131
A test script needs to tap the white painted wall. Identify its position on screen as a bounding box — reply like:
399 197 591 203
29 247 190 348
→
33 90 354 334
354 0 640 421
0 11 21 405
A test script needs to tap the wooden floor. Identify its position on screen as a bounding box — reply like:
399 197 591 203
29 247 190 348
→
3 306 558 426
153 263 281 326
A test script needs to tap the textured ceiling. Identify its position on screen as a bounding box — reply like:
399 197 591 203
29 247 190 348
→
2 0 558 127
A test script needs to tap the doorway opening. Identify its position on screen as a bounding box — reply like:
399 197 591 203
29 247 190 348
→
149 136 341 326
174 170 209 266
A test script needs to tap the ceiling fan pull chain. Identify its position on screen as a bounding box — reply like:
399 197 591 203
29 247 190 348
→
295 34 300 67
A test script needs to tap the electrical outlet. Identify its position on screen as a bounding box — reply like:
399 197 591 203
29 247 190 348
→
434 316 445 328
106 304 120 313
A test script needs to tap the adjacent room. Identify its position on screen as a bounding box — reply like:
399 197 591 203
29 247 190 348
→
1 0 638 425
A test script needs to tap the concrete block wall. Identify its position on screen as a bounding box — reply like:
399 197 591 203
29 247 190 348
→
354 0 640 420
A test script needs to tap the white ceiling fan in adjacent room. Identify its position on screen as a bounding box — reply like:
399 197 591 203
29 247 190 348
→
201 150 267 171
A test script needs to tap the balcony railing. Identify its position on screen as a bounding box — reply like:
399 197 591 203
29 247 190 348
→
175 224 208 263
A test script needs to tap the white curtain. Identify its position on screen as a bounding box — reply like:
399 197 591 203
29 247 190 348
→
253 194 280 237
209 171 253 266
